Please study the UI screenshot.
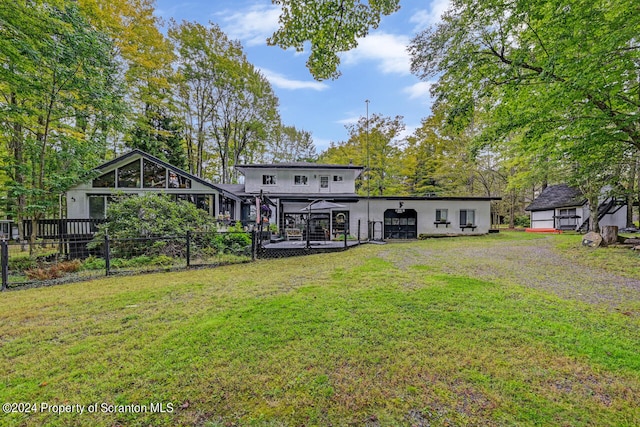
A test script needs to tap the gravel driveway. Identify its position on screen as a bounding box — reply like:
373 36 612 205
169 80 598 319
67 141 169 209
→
379 235 640 310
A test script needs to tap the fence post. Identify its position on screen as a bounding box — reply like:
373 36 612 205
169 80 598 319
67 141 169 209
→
186 231 191 267
1 240 8 291
357 220 361 243
251 229 256 261
104 233 111 276
344 227 348 248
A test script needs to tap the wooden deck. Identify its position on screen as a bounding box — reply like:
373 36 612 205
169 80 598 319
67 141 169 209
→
263 240 360 249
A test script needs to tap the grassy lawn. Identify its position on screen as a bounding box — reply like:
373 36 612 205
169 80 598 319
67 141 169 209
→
0 232 639 426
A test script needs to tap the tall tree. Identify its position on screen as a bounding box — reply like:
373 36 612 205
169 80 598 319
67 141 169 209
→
321 114 405 195
128 103 187 169
78 0 178 158
171 21 280 183
267 125 317 163
0 1 124 242
409 0 640 231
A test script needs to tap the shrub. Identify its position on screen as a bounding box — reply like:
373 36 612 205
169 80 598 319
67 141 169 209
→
8 254 37 271
82 256 106 271
89 193 218 258
25 260 81 280
514 215 531 228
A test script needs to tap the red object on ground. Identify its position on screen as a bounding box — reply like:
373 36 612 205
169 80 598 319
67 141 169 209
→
525 228 563 234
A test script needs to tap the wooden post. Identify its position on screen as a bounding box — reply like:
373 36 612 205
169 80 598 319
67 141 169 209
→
601 225 619 246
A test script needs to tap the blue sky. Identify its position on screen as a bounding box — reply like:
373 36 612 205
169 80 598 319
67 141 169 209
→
154 0 450 153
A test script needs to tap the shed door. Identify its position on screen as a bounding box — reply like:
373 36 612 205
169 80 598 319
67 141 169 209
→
384 209 417 239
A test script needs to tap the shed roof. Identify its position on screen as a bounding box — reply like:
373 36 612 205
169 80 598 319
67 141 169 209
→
525 184 587 211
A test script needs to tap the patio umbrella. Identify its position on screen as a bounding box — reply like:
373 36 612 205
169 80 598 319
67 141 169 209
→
300 200 346 247
299 200 346 212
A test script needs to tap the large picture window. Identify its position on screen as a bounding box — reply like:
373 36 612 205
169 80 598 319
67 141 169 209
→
117 160 141 188
143 160 166 188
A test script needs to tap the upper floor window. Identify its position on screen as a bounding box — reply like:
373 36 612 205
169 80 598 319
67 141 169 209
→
168 171 191 189
92 170 115 188
294 175 308 186
262 174 277 185
143 160 166 188
333 175 343 182
117 160 141 188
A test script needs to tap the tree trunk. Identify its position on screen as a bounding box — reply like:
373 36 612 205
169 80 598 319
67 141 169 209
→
601 225 619 246
508 189 516 228
587 194 600 233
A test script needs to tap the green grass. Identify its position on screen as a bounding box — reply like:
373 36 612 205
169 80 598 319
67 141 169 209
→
0 232 639 426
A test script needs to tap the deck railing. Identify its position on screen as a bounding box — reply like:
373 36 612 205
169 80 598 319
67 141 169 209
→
22 219 105 239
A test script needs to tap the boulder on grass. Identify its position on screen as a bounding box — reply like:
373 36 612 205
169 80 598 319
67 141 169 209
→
582 231 602 248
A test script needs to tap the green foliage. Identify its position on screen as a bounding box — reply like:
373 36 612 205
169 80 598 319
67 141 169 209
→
320 114 405 195
91 193 217 257
169 21 281 182
409 0 640 230
8 254 37 272
0 1 125 233
127 105 187 169
81 254 176 271
268 125 318 163
269 0 401 80
513 215 530 228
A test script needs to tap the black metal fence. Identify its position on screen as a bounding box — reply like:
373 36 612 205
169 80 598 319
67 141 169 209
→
1 227 362 291
0 230 253 291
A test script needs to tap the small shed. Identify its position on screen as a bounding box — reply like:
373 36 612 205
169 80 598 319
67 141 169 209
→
525 184 626 231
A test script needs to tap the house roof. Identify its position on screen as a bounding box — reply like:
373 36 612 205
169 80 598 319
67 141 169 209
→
86 149 241 201
235 162 364 171
525 184 587 211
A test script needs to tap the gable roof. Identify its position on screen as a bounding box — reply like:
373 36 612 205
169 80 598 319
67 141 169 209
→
87 149 240 201
525 184 587 211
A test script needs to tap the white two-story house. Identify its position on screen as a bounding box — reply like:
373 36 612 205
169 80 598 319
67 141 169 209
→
222 162 498 240
65 151 498 240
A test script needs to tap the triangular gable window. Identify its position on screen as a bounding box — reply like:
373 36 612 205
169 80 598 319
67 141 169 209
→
92 157 192 189
168 171 191 189
92 170 115 188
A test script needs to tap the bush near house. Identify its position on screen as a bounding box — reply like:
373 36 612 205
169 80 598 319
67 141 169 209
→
89 193 219 258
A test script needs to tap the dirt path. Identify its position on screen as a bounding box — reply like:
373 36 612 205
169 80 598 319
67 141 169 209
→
379 236 640 310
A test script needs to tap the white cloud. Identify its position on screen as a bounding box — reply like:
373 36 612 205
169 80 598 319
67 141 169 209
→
218 4 281 46
341 32 412 75
259 68 329 91
410 0 451 31
403 81 434 100
336 115 361 126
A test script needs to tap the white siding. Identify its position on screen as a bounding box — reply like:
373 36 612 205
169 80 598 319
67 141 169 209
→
243 168 359 194
600 206 627 228
347 199 493 239
530 210 555 229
